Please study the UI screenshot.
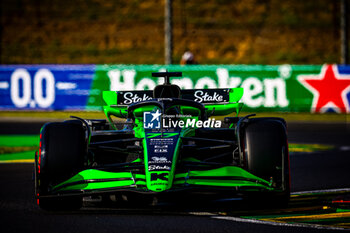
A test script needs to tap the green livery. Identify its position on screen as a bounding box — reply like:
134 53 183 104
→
34 71 290 210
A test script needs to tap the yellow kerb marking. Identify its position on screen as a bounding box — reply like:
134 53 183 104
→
0 159 34 163
261 212 350 222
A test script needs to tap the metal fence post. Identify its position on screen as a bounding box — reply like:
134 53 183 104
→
165 0 173 64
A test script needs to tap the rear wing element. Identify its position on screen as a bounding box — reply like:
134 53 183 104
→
116 88 232 105
103 88 244 118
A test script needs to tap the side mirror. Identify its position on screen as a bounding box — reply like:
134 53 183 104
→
224 117 240 124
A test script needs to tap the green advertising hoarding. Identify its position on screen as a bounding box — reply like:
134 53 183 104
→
1 64 349 112
87 64 350 113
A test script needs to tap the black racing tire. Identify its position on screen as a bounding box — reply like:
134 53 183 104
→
36 121 87 211
243 118 290 207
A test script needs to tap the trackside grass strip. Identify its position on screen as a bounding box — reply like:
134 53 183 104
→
0 135 39 163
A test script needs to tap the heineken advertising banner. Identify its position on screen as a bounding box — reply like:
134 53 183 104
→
1 64 350 113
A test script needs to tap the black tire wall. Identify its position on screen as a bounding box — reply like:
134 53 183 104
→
243 118 289 191
39 121 87 191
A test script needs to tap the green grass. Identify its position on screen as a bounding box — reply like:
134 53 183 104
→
288 143 334 153
0 146 38 154
0 150 35 162
0 135 39 147
0 135 39 162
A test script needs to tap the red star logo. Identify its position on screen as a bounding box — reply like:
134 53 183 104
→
298 65 350 113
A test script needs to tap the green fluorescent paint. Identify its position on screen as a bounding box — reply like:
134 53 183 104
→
173 166 271 189
146 133 162 138
163 133 179 138
53 165 273 192
180 157 201 162
188 166 270 185
165 130 182 191
55 169 270 191
135 181 146 186
174 173 188 179
58 180 135 191
174 179 272 189
102 88 243 118
54 169 136 191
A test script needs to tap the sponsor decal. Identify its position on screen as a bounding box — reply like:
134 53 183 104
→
147 137 175 171
146 133 179 138
154 145 168 149
146 130 179 172
0 66 95 110
123 92 153 104
4 64 350 113
143 109 161 129
154 148 168 153
149 165 171 171
110 67 289 109
298 65 350 113
143 111 221 129
150 173 168 181
118 91 153 105
149 156 171 163
150 182 167 186
117 89 229 105
163 118 221 128
193 90 224 102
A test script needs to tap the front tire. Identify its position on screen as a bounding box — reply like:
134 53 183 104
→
35 121 87 211
243 118 290 207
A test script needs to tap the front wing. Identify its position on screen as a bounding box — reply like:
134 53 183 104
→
43 166 280 198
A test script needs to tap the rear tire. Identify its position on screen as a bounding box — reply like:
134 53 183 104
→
35 121 87 211
243 118 290 207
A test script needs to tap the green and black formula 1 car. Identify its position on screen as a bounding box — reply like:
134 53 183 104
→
34 71 290 210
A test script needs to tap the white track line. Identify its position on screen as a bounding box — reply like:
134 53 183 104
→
211 216 348 231
340 146 350 151
292 188 350 195
210 188 350 231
